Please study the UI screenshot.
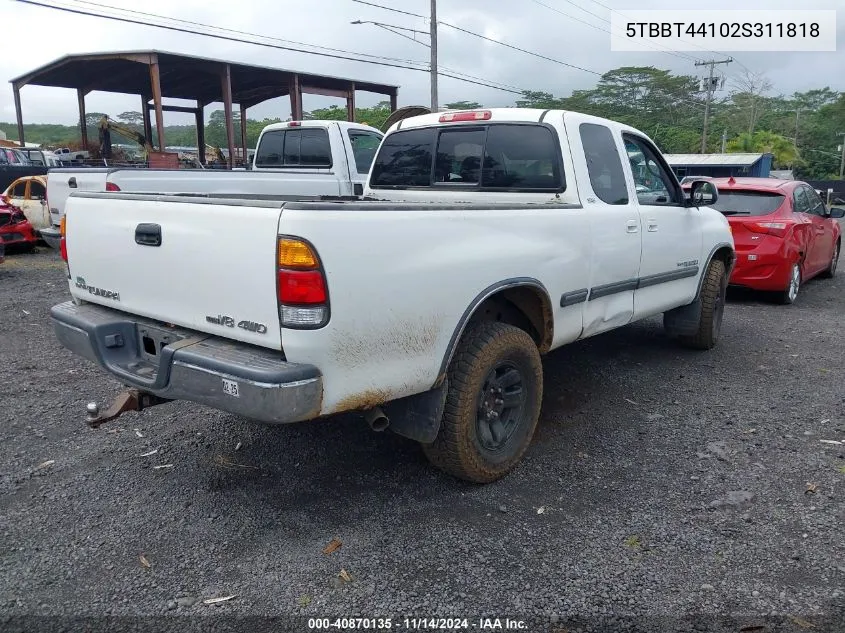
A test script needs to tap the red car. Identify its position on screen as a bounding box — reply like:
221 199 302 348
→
701 177 843 304
0 195 38 252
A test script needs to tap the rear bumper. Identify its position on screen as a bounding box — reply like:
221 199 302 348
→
728 240 794 292
50 301 323 424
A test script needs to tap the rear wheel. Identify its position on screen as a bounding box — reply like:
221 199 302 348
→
675 258 727 350
422 321 543 483
820 240 840 279
777 262 801 304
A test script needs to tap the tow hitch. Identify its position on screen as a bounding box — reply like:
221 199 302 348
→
86 389 170 428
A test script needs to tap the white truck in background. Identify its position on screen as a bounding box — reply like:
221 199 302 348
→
51 108 734 483
40 121 384 249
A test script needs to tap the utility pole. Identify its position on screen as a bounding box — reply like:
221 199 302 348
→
838 132 845 180
430 0 438 111
696 58 732 153
720 129 727 153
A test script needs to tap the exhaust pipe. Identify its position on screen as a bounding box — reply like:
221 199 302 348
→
364 407 390 432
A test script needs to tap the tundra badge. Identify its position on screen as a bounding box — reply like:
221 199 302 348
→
75 276 121 301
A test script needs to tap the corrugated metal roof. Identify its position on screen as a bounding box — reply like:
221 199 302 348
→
663 153 767 166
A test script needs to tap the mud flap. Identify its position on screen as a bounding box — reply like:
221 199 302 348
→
663 298 701 337
381 381 448 444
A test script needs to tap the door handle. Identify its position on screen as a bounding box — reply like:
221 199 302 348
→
135 223 162 247
626 220 639 233
68 177 77 188
647 219 658 232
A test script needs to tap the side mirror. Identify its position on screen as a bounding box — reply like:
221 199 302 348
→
830 207 845 219
686 180 718 207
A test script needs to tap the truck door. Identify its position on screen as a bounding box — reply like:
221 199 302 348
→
564 114 642 338
623 133 702 318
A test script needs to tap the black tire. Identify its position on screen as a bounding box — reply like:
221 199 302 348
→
820 240 840 279
422 321 543 483
676 258 727 350
775 262 801 304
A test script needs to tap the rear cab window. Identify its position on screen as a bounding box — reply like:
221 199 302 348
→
369 123 564 192
712 190 786 216
255 127 332 168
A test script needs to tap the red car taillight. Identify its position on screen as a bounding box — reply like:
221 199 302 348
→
747 221 793 238
105 182 121 192
276 237 329 328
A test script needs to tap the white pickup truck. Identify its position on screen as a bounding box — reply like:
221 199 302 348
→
40 121 384 249
50 108 734 483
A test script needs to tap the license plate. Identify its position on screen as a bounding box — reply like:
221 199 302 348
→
222 378 240 398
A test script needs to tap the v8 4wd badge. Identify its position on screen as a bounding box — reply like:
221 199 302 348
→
205 314 267 335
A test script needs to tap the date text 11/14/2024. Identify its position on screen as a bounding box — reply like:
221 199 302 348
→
307 618 527 630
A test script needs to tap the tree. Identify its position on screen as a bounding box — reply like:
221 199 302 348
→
117 111 144 128
516 90 564 109
727 130 801 168
730 70 773 134
82 112 107 127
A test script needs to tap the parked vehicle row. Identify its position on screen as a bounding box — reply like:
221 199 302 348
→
42 120 385 243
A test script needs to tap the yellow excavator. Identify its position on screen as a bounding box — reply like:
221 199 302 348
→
205 143 227 164
98 115 153 160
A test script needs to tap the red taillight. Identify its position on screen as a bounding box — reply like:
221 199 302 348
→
59 215 68 262
278 270 326 304
748 221 791 237
105 182 121 192
276 236 328 328
287 121 302 127
439 110 492 123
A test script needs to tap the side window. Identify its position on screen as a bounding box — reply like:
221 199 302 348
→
254 130 284 167
623 135 680 206
482 125 562 190
10 180 27 197
435 128 484 184
792 187 810 214
30 181 46 199
579 123 628 205
347 131 383 174
804 186 826 216
369 128 435 187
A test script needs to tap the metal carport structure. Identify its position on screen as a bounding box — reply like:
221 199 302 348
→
10 50 399 167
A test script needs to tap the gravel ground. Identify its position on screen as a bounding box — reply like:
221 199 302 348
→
1 246 844 633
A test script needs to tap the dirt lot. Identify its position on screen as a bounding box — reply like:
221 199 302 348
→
0 247 843 632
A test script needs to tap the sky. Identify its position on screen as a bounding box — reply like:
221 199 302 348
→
2 0 843 127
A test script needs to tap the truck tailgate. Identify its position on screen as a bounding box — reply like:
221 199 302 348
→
64 193 284 350
47 169 113 225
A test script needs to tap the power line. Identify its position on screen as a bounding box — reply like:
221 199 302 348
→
350 0 426 20
353 0 711 111
353 0 604 77
69 0 427 67
15 0 525 95
528 0 702 64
